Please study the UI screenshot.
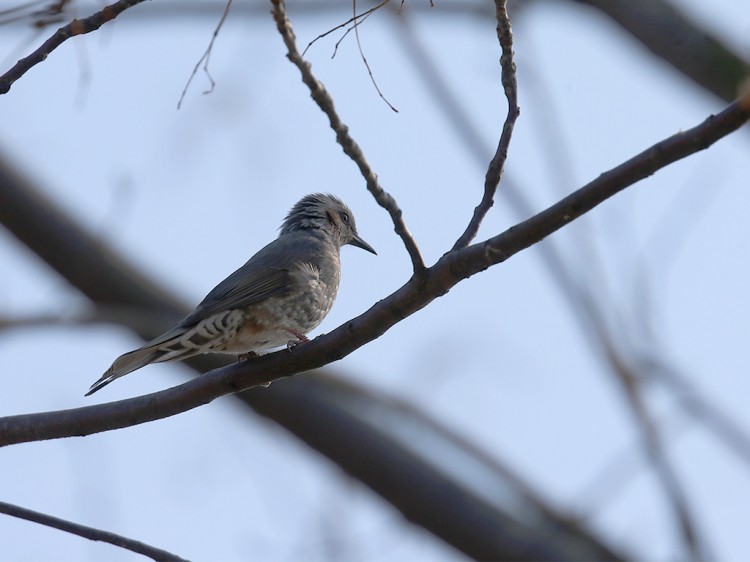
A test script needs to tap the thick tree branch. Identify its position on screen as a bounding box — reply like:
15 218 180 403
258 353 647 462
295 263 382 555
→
453 0 519 250
0 154 618 560
0 0 148 94
270 0 427 274
0 500 189 561
3 91 748 447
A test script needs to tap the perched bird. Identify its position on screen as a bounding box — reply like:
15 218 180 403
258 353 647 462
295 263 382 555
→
86 193 376 396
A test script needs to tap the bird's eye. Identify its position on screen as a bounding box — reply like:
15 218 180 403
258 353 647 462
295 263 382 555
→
340 212 350 225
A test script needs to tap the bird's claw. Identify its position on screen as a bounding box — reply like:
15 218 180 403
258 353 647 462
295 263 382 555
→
238 351 258 362
286 330 309 350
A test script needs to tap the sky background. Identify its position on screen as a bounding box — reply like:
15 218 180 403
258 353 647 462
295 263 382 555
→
1 0 750 560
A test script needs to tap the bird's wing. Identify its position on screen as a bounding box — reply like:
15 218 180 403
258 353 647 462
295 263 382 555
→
184 266 291 324
181 234 320 327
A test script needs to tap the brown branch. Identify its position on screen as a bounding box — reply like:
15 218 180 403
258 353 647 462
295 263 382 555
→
0 0 148 95
452 0 520 250
270 0 426 274
0 153 621 561
3 91 748 447
0 500 189 561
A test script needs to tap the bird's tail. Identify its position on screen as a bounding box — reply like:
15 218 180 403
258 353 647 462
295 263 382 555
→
85 346 164 396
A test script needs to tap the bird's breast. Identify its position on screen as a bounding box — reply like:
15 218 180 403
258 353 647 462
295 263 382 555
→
222 259 339 353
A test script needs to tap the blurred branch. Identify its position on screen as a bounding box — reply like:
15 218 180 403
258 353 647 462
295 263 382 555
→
0 306 163 332
0 500 189 561
595 319 707 560
0 0 148 94
574 0 750 102
453 0 519 250
270 0 427 275
0 152 620 562
253 374 625 561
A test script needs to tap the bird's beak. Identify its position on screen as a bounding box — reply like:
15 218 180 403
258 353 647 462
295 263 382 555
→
349 233 377 255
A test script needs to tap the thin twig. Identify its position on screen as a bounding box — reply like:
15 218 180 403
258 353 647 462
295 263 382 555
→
331 9 375 60
301 0 388 58
270 0 426 274
0 501 190 561
452 0 519 250
299 0 398 110
352 0 398 112
177 0 234 110
0 0 148 94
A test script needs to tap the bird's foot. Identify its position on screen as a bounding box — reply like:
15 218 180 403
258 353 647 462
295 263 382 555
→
238 351 258 362
286 329 309 350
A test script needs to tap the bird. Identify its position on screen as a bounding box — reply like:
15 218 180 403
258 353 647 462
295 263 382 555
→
86 193 376 396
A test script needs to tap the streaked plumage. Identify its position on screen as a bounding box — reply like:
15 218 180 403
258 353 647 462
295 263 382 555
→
86 193 376 396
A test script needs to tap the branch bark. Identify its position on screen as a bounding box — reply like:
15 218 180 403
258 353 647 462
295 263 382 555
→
2 90 748 446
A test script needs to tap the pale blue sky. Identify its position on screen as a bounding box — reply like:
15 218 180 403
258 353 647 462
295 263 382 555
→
1 1 749 560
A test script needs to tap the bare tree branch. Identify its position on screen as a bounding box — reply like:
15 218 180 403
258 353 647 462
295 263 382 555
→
0 500 189 561
0 0 149 94
2 90 748 447
453 0 519 250
270 0 427 274
0 154 620 561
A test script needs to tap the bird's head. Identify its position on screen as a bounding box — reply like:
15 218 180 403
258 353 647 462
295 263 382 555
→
280 193 377 254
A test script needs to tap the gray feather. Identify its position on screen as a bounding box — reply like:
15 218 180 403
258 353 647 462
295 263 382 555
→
86 193 375 396
85 346 163 396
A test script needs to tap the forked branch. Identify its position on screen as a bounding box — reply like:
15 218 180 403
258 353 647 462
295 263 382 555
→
453 0 520 250
0 0 148 94
270 0 426 274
